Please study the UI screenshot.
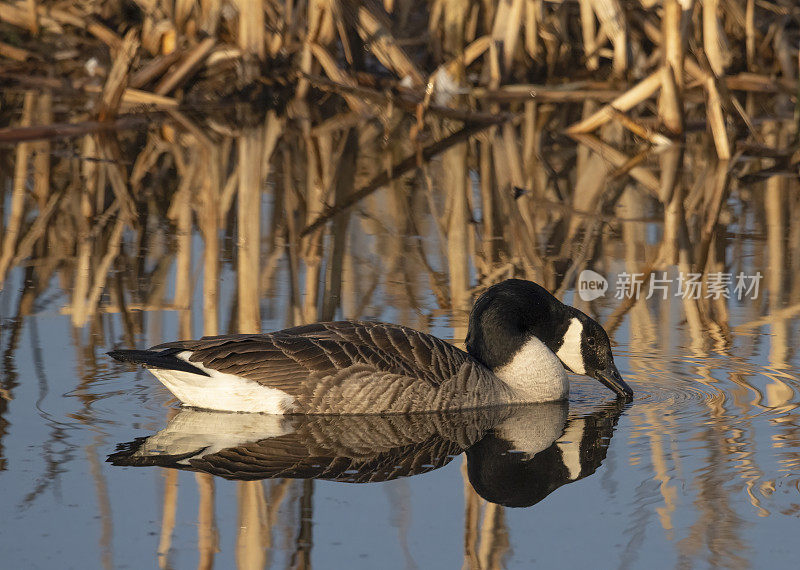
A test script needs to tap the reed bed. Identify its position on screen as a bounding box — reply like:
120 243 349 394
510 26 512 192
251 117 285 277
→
1 1 800 567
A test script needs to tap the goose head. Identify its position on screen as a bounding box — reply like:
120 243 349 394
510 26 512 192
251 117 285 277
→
465 279 633 400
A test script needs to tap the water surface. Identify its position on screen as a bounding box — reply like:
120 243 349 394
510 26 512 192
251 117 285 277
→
2 92 800 569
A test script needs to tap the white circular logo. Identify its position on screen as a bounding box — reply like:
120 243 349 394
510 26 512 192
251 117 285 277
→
577 270 608 301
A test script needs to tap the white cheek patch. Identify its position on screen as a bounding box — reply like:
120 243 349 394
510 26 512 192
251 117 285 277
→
555 317 586 375
556 418 586 480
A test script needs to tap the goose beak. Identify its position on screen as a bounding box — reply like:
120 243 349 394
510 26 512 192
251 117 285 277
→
594 362 633 401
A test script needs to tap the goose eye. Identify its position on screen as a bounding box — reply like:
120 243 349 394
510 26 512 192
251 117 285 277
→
586 336 596 347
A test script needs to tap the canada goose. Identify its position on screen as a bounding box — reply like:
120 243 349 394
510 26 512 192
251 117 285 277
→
107 401 624 507
108 279 632 414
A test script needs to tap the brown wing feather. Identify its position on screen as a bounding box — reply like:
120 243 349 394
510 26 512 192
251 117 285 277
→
149 322 495 413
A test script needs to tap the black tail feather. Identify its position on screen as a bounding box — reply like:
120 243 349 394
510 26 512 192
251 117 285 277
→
107 437 206 468
107 349 210 376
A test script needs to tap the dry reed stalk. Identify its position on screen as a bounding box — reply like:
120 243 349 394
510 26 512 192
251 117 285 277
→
571 133 660 195
477 502 508 570
174 0 194 30
694 160 728 272
356 4 424 86
703 0 728 77
570 125 613 238
301 120 494 236
478 135 496 265
237 129 264 333
579 0 599 70
488 0 524 87
157 470 179 570
659 64 684 136
705 76 730 159
195 473 218 570
10 190 62 270
236 0 265 61
658 150 684 265
304 71 510 123
521 101 538 193
658 141 683 204
440 34 491 77
438 0 469 57
199 150 221 336
462 458 482 570
32 91 52 208
591 0 627 76
0 1 28 28
524 0 540 58
71 235 91 327
321 129 357 321
307 44 370 115
0 109 171 144
444 136 471 311
295 0 329 99
129 50 183 89
310 111 361 136
172 167 194 312
473 84 622 103
0 40 31 61
764 123 788 367
301 131 329 323
25 0 37 33
565 71 661 134
745 0 755 70
88 85 179 107
84 216 126 322
0 92 34 286
662 0 685 89
199 0 221 35
28 4 123 50
154 36 216 95
98 30 140 121
609 108 672 146
219 164 240 224
98 137 138 222
282 146 304 326
291 481 314 568
236 481 267 570
500 125 539 250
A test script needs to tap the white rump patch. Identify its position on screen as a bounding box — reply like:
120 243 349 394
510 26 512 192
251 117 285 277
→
556 317 586 375
493 337 569 402
149 351 295 414
135 409 295 465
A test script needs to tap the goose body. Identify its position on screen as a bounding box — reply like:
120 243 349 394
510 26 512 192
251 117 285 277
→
109 279 632 414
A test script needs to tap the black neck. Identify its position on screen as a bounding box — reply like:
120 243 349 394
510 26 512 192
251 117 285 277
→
465 280 569 370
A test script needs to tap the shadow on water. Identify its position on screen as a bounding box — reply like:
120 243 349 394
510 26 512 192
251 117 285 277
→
108 401 625 508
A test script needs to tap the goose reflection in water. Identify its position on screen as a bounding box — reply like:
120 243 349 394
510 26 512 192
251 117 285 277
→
108 400 624 508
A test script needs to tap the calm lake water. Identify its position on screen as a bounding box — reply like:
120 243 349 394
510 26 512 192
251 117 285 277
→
2 94 800 569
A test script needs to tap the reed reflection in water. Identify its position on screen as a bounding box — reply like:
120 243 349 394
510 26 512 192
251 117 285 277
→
2 0 800 567
1 94 799 565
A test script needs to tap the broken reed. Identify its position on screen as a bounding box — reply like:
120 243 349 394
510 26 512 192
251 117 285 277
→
0 0 797 142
